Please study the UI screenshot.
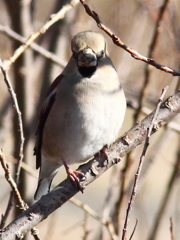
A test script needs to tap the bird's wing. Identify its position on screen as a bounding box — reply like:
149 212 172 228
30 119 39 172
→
34 74 63 169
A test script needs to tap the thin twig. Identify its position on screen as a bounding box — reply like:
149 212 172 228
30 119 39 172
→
129 219 138 240
79 0 180 76
70 197 119 240
0 150 27 210
0 59 24 185
3 0 79 70
147 135 180 240
0 192 14 229
70 197 104 223
126 128 170 196
82 212 90 240
6 155 37 178
105 219 119 240
0 24 66 68
121 86 169 240
0 150 40 240
0 58 24 230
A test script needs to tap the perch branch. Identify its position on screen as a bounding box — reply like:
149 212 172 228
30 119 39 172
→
0 89 180 240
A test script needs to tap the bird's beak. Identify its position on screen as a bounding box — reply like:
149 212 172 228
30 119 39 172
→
77 47 97 67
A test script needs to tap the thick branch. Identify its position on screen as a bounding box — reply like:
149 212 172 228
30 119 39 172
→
1 90 180 240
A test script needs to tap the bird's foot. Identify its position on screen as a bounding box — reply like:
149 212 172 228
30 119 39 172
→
63 162 84 193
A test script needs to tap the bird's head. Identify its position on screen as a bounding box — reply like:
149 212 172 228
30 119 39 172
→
71 31 107 69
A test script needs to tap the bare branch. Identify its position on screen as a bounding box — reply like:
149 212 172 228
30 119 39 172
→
82 212 90 240
70 197 118 240
129 219 138 240
3 0 79 70
0 150 27 210
105 219 119 240
0 24 66 68
70 197 104 224
79 0 180 76
121 86 169 240
0 150 40 240
0 58 24 229
0 59 24 184
0 89 180 240
6 155 37 178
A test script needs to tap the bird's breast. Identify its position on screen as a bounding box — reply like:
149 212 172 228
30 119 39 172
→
42 74 126 165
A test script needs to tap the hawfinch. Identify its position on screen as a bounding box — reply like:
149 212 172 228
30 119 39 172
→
34 31 126 200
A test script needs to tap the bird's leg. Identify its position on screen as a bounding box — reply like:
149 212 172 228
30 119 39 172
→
62 161 84 192
100 145 109 159
95 145 109 159
94 145 109 168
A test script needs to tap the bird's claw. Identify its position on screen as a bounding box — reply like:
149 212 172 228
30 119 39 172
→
64 164 85 193
68 170 85 193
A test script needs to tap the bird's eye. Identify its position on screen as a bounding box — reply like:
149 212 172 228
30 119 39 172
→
101 50 105 55
97 50 105 60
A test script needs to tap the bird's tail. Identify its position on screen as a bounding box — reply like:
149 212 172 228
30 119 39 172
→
34 157 61 200
34 178 52 200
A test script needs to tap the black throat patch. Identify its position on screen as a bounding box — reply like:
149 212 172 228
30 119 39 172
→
78 66 97 78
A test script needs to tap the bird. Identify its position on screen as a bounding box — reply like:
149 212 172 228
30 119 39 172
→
34 30 126 200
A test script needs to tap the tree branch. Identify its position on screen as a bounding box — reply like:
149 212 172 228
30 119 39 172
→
3 0 79 70
0 150 40 240
0 24 66 68
0 59 24 184
121 86 168 240
0 90 180 240
79 0 180 76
